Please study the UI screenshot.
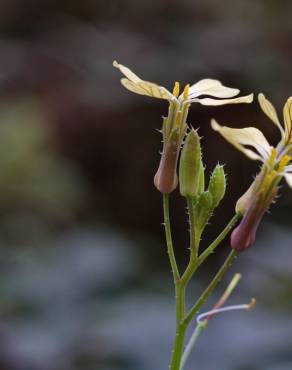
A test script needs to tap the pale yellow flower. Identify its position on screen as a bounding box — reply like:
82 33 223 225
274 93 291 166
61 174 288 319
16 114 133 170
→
211 94 292 251
211 94 292 188
113 60 253 193
113 61 253 106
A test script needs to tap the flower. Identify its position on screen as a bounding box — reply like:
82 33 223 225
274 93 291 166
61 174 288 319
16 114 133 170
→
211 94 292 251
113 61 253 193
113 61 253 106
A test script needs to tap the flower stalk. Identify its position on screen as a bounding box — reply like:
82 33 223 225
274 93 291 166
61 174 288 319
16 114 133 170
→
113 61 268 370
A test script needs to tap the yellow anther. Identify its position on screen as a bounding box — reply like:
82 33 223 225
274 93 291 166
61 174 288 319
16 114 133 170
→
278 154 291 172
172 81 180 98
183 84 190 100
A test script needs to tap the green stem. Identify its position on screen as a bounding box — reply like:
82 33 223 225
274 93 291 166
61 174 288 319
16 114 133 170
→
180 272 242 370
169 197 197 370
197 214 241 267
169 281 187 370
180 321 208 370
180 197 199 286
169 321 188 370
184 249 238 326
163 193 180 282
175 283 185 325
166 205 240 370
170 281 187 370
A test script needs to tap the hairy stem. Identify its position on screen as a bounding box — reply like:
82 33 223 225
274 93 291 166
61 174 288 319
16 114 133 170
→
184 249 238 326
169 197 197 370
166 201 239 370
170 282 187 370
163 193 180 282
180 321 208 370
197 214 241 267
179 197 199 286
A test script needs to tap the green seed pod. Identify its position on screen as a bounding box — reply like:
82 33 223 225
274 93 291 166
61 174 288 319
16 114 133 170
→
179 129 202 197
208 165 226 208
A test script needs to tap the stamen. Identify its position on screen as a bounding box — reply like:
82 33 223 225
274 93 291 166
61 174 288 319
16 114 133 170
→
173 110 183 130
268 147 277 166
183 84 190 100
196 298 256 324
172 81 180 98
261 170 278 195
278 154 291 172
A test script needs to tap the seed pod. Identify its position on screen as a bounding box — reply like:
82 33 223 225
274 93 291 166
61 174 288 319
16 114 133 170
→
179 129 202 197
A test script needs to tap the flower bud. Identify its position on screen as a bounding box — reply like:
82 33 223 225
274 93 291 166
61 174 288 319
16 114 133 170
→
231 187 277 251
197 159 205 194
179 129 202 197
208 165 226 208
154 129 180 193
235 172 263 215
231 198 265 252
194 191 214 234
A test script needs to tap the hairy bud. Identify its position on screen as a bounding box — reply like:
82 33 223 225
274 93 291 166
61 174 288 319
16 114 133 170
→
179 129 202 197
208 165 226 208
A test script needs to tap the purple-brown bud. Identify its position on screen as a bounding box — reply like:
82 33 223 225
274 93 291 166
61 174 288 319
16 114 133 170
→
231 187 277 252
154 129 180 193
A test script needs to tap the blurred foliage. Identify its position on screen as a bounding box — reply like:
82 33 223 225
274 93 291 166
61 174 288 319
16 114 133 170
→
0 98 86 243
0 0 291 369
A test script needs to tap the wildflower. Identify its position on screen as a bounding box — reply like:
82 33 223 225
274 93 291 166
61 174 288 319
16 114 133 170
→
211 94 292 251
113 61 253 193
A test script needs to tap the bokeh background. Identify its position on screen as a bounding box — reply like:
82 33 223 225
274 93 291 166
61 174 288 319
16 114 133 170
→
0 1 291 369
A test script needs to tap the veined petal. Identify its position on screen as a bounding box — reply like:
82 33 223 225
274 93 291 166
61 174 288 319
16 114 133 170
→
192 94 254 106
187 79 240 99
283 172 292 188
113 61 141 82
121 79 174 100
211 119 271 161
283 97 292 143
258 93 284 136
114 61 175 101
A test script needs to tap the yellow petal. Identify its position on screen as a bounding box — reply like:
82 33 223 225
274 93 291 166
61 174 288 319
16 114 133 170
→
211 119 271 161
195 94 254 106
113 61 141 83
258 93 284 136
121 79 174 100
187 79 240 99
283 97 292 143
113 60 174 101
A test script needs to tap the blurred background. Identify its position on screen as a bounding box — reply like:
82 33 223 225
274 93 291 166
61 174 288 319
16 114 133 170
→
0 1 291 369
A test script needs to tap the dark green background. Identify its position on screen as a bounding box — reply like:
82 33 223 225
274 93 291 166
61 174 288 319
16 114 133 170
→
0 1 291 369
